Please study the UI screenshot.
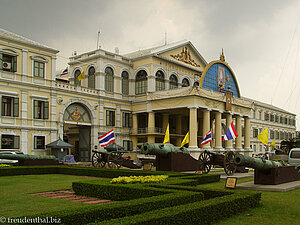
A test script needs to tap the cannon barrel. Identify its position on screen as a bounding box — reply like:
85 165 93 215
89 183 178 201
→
234 154 287 170
141 142 189 155
0 154 57 160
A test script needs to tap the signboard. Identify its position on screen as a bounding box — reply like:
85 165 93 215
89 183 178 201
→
225 177 237 189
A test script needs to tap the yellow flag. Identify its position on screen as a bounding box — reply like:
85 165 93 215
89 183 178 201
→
163 124 169 144
269 140 276 147
180 132 189 147
258 128 268 145
78 71 84 81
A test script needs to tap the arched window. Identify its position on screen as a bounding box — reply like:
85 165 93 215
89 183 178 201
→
135 70 147 94
105 67 114 92
155 70 165 91
182 78 190 87
74 69 81 86
169 74 178 89
193 81 199 87
88 66 95 89
122 71 129 95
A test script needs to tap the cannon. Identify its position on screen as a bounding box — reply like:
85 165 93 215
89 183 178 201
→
234 153 300 185
141 143 198 172
141 143 190 155
0 153 59 166
198 150 240 175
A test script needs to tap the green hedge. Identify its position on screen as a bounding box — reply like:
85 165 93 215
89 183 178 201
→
0 166 192 178
34 188 204 225
72 180 171 201
91 192 261 225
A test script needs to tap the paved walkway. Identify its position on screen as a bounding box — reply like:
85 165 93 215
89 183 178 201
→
32 190 115 204
236 180 300 192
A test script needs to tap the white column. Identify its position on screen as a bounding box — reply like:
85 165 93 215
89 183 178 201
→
21 91 28 126
51 56 56 81
22 49 28 77
202 108 211 149
235 115 242 151
21 130 28 154
214 110 223 150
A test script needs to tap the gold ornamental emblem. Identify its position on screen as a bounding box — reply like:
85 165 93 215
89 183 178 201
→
73 106 80 119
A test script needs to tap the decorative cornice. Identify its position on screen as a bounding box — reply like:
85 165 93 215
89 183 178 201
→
170 47 201 67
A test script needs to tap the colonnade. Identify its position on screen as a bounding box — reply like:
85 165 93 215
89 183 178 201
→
131 106 251 153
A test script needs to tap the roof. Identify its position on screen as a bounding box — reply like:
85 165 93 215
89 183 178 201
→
124 40 207 64
243 97 296 116
46 138 72 148
0 27 59 54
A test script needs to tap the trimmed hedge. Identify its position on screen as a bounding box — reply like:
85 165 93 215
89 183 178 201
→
0 166 193 178
33 188 204 224
72 180 171 201
93 192 261 225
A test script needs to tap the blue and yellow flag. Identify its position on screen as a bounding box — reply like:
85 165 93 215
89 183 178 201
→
163 124 169 144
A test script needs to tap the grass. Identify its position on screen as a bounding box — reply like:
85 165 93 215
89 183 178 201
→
209 177 300 225
0 174 299 225
0 174 107 217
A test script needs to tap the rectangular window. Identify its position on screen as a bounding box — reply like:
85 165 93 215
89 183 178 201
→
252 110 256 119
275 115 279 123
270 114 274 122
1 135 20 149
253 128 258 138
253 145 256 152
33 100 49 119
123 140 133 151
34 136 45 149
0 53 17 72
284 117 288 124
275 131 279 140
106 110 115 126
122 112 132 128
260 145 262 152
259 111 262 120
280 116 283 124
34 61 45 78
264 113 269 121
270 130 274 139
1 96 19 117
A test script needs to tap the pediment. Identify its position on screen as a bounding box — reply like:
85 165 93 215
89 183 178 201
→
157 44 207 70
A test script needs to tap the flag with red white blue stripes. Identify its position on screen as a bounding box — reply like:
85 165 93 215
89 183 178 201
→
98 129 115 147
223 122 238 141
201 130 212 145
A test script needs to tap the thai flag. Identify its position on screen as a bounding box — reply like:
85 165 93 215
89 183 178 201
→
201 130 212 145
98 129 115 147
61 68 68 76
223 122 238 141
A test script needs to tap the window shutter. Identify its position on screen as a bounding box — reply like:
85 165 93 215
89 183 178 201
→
13 97 19 117
12 56 17 72
14 136 20 149
112 111 115 126
129 113 133 128
44 101 49 119
0 54 3 70
34 136 37 149
34 100 38 119
122 112 125 127
106 111 109 126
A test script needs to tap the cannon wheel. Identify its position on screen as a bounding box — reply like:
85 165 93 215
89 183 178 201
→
198 151 212 174
107 152 123 169
224 151 237 175
92 152 106 168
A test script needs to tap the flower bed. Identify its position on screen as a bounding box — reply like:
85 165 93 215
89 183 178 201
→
110 175 168 184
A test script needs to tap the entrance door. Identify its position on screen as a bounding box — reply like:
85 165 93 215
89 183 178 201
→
79 126 91 162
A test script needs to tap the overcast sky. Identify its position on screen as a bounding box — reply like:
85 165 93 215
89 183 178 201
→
1 0 300 129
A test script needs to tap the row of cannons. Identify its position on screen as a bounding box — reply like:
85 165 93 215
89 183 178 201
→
140 143 300 185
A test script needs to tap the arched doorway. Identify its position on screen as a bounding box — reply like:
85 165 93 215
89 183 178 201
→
63 103 92 162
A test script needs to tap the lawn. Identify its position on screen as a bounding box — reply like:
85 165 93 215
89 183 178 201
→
207 177 300 225
0 173 299 225
0 174 107 217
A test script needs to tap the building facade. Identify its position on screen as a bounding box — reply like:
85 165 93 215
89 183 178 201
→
0 28 297 161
